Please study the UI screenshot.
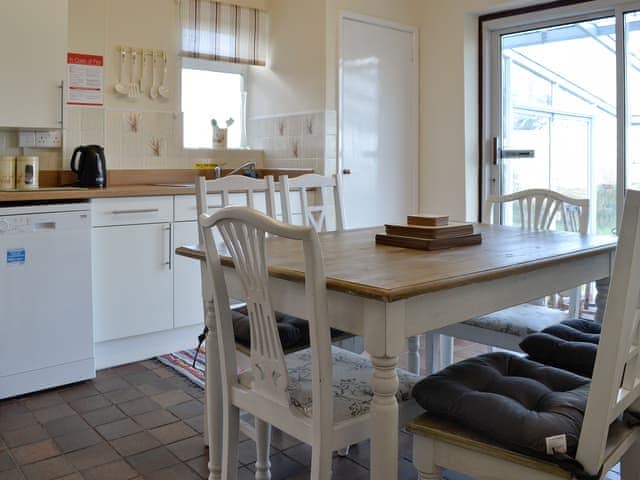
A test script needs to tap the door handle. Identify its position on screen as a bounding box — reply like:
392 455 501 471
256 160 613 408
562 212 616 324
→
163 224 172 269
111 208 160 215
342 169 352 175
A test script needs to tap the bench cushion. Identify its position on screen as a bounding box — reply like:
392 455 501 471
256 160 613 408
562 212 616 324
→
411 352 590 457
232 306 347 352
519 319 601 377
239 346 419 422
464 304 569 337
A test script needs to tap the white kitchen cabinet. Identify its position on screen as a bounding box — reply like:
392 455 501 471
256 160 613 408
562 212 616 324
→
0 0 68 128
92 213 174 342
173 221 204 328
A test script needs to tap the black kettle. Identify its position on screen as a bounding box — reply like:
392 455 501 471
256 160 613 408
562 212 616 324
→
71 145 107 188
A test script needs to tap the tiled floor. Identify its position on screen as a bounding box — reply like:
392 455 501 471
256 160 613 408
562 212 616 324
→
0 340 622 480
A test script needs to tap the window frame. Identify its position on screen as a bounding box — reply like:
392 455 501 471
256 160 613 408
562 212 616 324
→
180 57 248 150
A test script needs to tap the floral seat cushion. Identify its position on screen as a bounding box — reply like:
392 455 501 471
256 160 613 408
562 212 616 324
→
238 346 419 422
464 304 568 337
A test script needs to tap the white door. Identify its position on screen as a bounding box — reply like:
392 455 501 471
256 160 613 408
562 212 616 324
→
339 14 417 229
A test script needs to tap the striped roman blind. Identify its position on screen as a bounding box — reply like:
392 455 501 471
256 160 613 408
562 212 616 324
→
180 0 267 66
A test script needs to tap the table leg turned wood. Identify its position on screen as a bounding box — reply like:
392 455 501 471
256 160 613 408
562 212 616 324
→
370 354 400 480
595 277 610 324
205 299 223 480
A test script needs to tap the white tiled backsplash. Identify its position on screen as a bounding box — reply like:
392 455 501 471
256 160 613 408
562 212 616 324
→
248 111 337 175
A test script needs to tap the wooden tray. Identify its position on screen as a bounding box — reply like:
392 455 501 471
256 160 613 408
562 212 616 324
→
375 233 482 250
385 222 474 239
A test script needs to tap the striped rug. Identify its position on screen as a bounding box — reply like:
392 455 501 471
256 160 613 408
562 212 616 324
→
157 346 207 388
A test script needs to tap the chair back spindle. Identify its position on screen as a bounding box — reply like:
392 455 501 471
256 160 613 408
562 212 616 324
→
485 189 589 234
199 207 334 427
280 174 345 232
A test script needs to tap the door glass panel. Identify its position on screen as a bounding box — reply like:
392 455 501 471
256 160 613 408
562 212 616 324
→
500 17 617 234
625 12 640 197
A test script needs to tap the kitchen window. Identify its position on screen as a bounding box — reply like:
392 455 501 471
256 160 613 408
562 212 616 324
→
181 58 246 149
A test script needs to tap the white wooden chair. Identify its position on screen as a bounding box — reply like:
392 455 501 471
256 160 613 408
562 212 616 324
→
408 188 640 480
199 207 422 479
427 189 590 372
279 173 345 232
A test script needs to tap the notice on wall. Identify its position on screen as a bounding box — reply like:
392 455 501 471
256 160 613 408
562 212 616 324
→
67 53 104 107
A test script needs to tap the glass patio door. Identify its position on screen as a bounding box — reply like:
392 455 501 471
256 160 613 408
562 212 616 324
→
490 16 618 234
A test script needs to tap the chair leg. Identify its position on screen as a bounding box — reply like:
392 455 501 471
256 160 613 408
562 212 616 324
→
255 419 271 480
568 286 581 318
439 335 454 369
413 435 443 480
407 335 421 374
423 332 438 375
621 438 640 479
310 443 332 480
221 403 240 480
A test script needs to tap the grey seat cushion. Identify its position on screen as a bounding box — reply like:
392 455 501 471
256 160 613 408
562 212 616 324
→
232 306 347 351
464 304 569 337
411 352 590 457
519 319 601 377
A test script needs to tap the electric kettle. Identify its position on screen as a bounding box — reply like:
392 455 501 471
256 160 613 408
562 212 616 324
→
71 145 107 188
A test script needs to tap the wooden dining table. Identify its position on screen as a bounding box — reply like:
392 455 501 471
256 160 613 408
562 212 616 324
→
176 223 616 480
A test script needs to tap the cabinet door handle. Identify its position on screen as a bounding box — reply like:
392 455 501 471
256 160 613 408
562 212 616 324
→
58 81 64 126
111 208 160 215
163 224 172 269
342 168 352 175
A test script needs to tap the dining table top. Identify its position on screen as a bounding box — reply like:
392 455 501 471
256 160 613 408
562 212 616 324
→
175 224 617 302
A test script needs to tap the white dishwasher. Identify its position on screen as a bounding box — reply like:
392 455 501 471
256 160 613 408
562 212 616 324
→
0 202 95 399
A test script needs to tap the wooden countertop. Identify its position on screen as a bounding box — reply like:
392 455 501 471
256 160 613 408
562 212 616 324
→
176 224 617 302
0 168 313 204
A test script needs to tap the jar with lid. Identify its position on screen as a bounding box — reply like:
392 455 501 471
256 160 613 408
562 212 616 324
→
0 156 16 189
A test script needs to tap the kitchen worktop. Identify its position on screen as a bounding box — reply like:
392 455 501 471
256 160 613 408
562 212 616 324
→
0 168 313 203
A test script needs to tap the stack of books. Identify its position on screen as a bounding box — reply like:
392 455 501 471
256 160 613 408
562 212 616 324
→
375 214 482 250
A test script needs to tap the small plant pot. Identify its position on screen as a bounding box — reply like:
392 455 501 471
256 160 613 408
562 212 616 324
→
212 127 228 149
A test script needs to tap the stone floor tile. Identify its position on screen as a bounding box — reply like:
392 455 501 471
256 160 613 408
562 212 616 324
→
150 390 192 408
1 425 49 449
165 436 207 461
110 364 148 376
21 393 64 412
144 462 201 480
10 439 60 466
0 402 28 418
149 422 197 445
152 367 176 379
65 442 119 471
185 455 209 479
44 414 90 438
92 376 130 394
166 400 203 420
81 459 138 480
0 452 15 472
183 415 204 434
0 413 37 434
118 397 161 417
68 395 111 414
132 410 178 430
103 387 144 405
54 428 103 454
58 383 100 402
125 446 180 475
20 456 74 480
82 406 126 427
109 431 161 457
56 474 83 480
95 418 142 441
0 469 24 480
32 404 75 425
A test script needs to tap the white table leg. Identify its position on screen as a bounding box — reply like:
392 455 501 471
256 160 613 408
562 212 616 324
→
595 277 610 324
205 299 222 480
407 335 420 374
370 354 400 480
